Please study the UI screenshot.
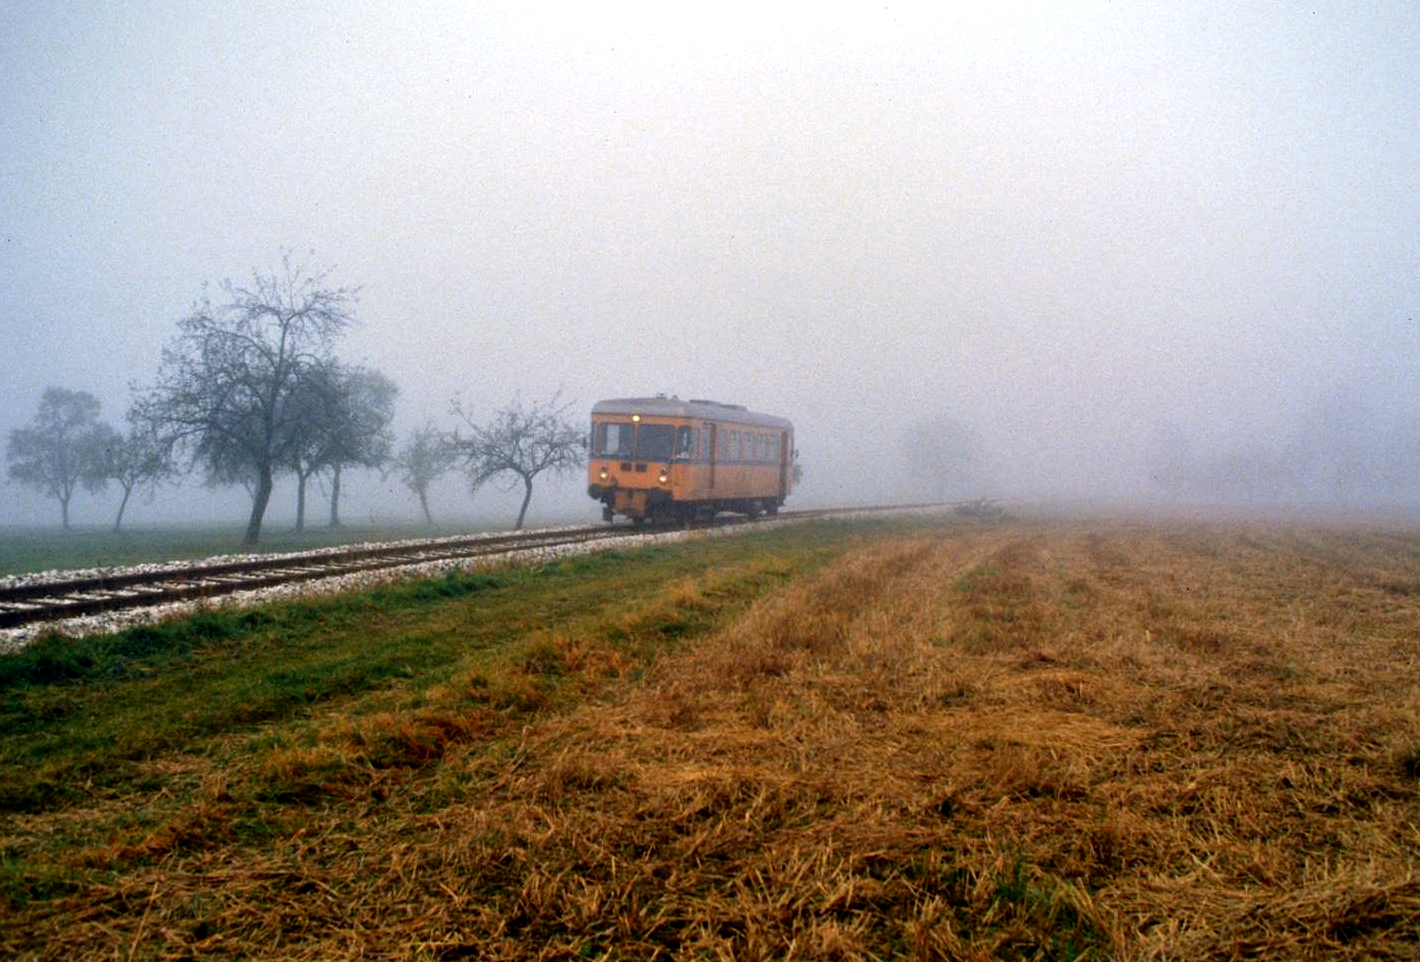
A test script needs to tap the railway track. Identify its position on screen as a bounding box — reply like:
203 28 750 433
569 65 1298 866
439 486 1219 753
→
0 502 978 633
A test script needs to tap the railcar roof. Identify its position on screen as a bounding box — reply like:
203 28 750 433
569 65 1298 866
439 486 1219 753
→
592 397 793 431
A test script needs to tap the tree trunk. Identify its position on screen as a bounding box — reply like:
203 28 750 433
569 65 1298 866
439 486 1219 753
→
418 486 433 525
113 483 134 533
294 469 308 532
328 463 342 527
60 493 71 531
514 475 534 531
244 465 274 545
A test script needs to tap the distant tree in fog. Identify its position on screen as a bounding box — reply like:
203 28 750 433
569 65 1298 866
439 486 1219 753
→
1376 409 1420 499
283 361 342 532
133 253 358 544
6 387 111 530
282 361 399 530
906 414 988 499
321 365 398 527
94 415 176 532
1288 391 1383 503
1145 420 1195 492
391 422 458 524
1146 420 1301 504
449 393 585 530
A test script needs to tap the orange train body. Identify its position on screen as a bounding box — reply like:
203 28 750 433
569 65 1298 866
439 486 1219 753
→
587 397 796 524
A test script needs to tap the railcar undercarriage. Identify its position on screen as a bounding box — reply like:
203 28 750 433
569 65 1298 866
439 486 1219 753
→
587 484 780 526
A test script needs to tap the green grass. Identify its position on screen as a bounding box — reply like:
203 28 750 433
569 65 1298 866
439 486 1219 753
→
0 520 522 576
0 520 890 815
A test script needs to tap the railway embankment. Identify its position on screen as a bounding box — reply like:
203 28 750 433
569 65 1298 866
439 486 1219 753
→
0 504 955 649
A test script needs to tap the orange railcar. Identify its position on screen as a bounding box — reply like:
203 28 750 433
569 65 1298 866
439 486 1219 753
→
587 397 795 523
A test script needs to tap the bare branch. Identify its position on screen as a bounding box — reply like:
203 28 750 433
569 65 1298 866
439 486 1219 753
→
132 253 359 544
449 392 585 529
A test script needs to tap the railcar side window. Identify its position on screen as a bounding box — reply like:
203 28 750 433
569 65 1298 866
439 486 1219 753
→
769 436 779 463
675 426 695 458
701 426 713 460
730 431 740 461
635 423 675 461
594 422 633 457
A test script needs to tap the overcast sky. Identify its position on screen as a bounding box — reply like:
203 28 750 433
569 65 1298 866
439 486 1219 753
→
3 1 1418 528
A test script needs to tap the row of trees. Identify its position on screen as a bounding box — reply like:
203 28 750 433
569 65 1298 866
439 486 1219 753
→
379 395 584 531
7 255 586 543
4 387 171 532
1145 393 1420 506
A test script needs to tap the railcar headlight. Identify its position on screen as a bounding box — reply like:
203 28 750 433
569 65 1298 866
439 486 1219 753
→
658 469 669 484
598 466 608 480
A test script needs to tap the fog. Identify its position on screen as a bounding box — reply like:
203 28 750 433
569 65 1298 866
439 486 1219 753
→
3 1 1418 531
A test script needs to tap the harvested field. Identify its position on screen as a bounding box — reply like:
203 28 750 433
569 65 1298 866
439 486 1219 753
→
2 517 1418 959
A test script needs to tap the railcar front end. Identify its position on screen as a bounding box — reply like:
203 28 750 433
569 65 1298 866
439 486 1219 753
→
587 397 794 524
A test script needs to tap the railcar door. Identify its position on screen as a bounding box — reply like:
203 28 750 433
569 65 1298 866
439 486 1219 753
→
778 430 789 499
707 424 717 489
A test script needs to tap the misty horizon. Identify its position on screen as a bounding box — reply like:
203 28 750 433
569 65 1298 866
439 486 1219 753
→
4 2 1418 533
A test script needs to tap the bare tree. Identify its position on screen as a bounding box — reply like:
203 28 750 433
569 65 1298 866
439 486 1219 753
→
1145 420 1195 493
281 362 399 530
284 360 343 532
6 387 110 529
133 253 358 544
200 413 266 502
450 394 585 530
322 365 398 527
1288 390 1382 503
391 422 458 524
95 415 176 532
905 413 989 500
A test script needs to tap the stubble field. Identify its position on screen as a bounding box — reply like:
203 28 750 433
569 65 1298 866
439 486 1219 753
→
2 515 1417 959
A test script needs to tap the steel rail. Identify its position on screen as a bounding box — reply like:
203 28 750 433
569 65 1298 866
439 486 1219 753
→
0 501 986 630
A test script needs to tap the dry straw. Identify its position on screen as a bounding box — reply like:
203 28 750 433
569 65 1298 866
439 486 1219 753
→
3 520 1418 959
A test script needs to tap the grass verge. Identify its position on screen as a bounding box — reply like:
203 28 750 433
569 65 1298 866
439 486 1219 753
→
0 520 511 577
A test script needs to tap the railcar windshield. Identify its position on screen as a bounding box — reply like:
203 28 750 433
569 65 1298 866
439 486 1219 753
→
594 422 634 457
635 423 675 460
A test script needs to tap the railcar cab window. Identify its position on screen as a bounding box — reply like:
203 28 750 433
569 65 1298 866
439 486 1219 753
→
674 426 695 459
635 423 675 461
594 422 633 457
